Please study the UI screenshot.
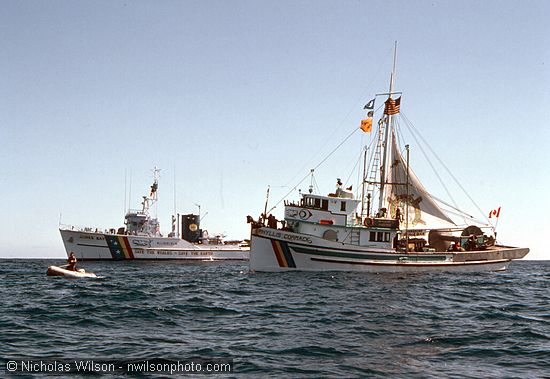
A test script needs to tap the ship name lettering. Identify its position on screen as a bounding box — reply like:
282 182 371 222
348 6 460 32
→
258 229 282 239
283 234 312 244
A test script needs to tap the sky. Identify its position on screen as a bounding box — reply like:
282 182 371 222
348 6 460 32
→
1 0 548 260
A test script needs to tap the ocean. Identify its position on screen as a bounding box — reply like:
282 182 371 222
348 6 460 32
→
1 259 548 378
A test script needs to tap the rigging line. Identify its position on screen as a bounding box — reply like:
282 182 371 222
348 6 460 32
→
400 114 454 204
355 147 363 198
428 192 476 219
440 207 488 226
394 119 408 157
314 127 360 172
344 131 366 188
394 119 476 222
268 127 360 214
267 172 310 214
345 148 363 190
312 175 320 194
282 99 370 188
355 132 367 198
399 112 463 219
401 112 490 225
283 53 392 189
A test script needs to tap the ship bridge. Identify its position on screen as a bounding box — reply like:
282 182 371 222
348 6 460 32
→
284 192 360 227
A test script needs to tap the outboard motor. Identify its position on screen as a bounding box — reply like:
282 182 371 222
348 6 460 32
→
181 214 201 243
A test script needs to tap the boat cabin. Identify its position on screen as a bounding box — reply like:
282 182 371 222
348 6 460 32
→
124 210 161 236
273 188 401 249
125 210 148 234
285 193 360 227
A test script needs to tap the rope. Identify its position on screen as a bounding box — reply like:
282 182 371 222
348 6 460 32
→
282 49 393 189
267 127 360 214
399 112 460 213
400 112 491 225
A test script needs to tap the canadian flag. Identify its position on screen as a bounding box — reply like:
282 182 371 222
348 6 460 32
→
489 207 501 218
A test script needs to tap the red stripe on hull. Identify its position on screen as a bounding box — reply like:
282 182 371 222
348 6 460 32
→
122 236 135 259
271 240 286 267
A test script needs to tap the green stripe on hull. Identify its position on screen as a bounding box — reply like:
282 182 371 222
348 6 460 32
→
104 235 126 260
279 240 296 267
290 245 448 262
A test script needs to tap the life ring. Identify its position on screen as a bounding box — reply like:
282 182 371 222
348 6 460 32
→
364 217 373 227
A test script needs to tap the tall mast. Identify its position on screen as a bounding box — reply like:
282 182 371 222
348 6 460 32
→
378 41 398 213
405 144 410 250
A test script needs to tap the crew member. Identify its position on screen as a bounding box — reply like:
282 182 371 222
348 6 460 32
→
67 252 77 271
467 235 477 251
395 207 403 223
267 214 277 228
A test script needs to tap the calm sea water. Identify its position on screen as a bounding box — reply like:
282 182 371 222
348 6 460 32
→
1 259 549 378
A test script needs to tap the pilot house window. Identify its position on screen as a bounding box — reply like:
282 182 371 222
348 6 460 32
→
369 232 376 241
303 197 327 210
340 201 346 212
370 231 391 243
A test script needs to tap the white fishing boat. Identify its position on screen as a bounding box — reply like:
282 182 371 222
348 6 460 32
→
248 47 528 272
60 169 249 261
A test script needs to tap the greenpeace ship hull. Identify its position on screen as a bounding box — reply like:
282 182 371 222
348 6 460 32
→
250 227 528 273
60 168 249 262
60 228 249 261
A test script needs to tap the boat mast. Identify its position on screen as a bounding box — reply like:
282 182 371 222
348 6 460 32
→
378 42 397 214
143 167 160 214
405 144 410 250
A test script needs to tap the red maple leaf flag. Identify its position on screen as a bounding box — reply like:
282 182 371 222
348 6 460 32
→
489 207 501 218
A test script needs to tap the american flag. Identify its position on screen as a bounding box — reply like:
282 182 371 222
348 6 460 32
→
384 96 401 115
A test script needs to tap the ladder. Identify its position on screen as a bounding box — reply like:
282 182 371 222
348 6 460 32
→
364 118 386 217
349 229 361 245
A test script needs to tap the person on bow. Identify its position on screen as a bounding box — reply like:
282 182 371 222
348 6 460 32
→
67 252 77 271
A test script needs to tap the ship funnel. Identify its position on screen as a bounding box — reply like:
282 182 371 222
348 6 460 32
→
181 214 201 243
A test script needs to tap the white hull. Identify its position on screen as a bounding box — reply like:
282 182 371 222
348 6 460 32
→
60 228 249 261
250 228 528 273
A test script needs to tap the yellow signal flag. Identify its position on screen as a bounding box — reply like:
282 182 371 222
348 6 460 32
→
360 118 373 133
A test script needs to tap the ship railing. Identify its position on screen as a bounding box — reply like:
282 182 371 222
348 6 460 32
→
59 224 118 234
125 208 148 216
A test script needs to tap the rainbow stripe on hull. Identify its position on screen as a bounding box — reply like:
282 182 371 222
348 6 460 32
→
105 235 135 260
270 240 296 268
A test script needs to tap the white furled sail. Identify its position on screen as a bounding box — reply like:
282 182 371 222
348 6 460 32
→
384 131 456 230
